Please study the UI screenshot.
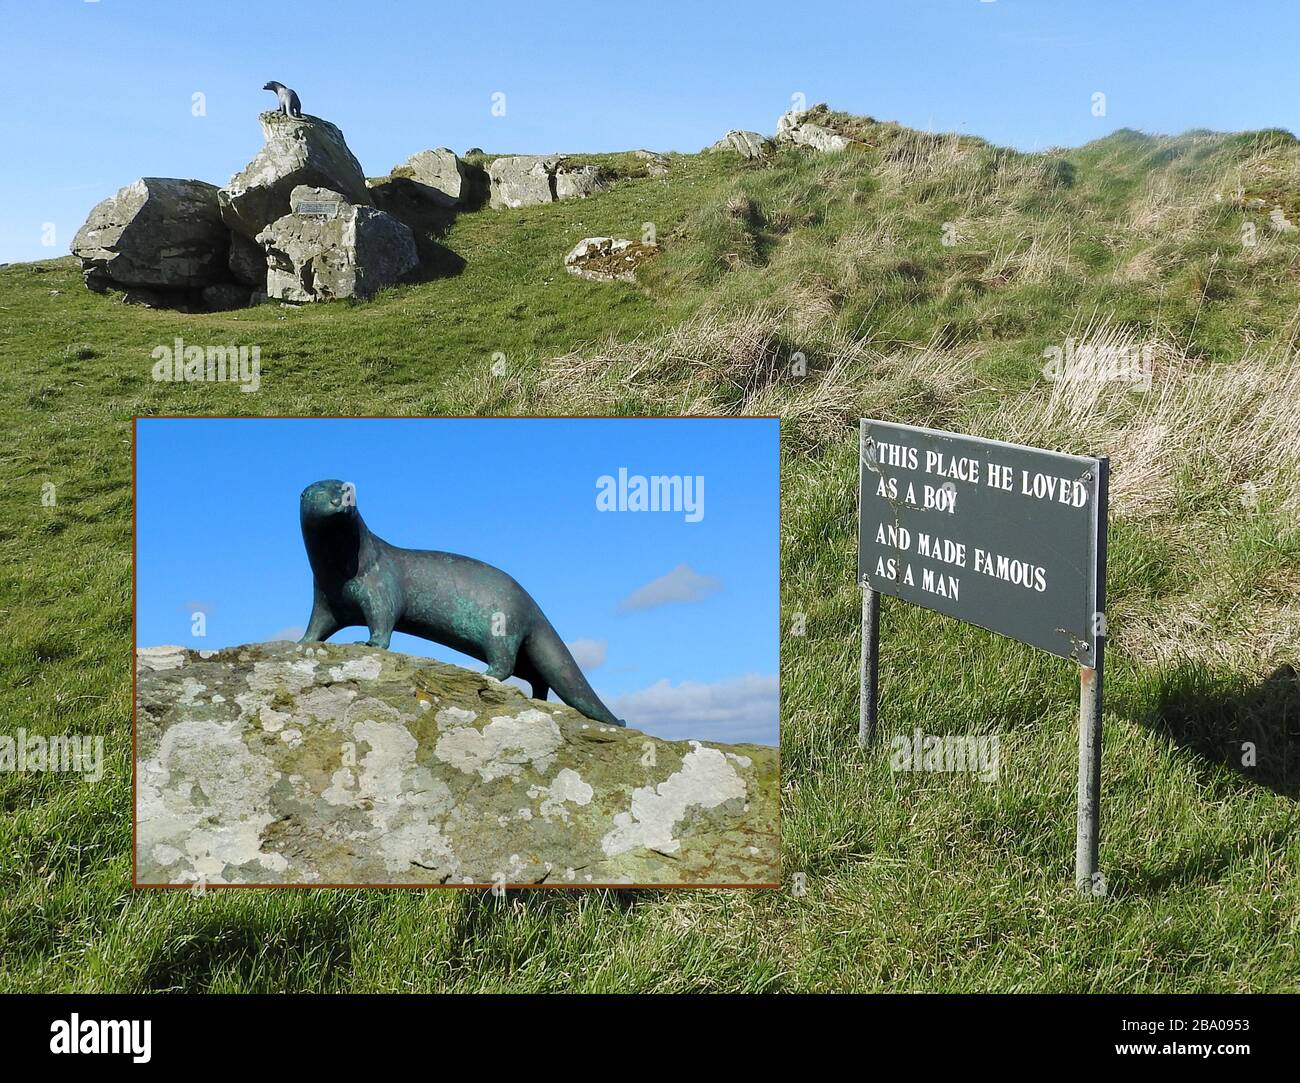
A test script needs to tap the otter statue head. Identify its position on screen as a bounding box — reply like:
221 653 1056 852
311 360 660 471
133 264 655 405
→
300 479 357 525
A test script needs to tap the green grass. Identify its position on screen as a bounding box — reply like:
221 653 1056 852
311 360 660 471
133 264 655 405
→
1 115 1297 991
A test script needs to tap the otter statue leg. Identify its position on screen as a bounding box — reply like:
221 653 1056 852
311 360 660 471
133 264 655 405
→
301 597 341 643
482 634 522 683
363 620 394 650
359 596 395 650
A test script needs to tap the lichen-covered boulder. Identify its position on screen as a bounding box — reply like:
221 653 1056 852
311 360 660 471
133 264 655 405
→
488 155 610 208
634 149 670 175
488 154 562 208
256 185 417 302
564 236 658 283
135 641 779 885
388 147 487 207
70 177 229 291
219 112 372 240
775 105 856 153
554 163 606 201
711 130 771 159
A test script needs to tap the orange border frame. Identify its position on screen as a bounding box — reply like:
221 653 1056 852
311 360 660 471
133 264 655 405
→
131 415 782 891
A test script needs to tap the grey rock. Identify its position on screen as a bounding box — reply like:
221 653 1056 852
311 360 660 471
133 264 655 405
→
488 154 562 208
219 112 372 241
71 177 229 290
390 147 487 207
134 641 779 885
227 231 267 289
775 106 856 153
795 122 853 153
555 163 607 201
256 185 417 302
634 149 669 175
564 236 657 283
488 155 610 208
711 130 771 159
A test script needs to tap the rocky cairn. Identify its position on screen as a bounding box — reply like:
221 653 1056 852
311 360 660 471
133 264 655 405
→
775 104 860 153
707 105 860 158
135 641 779 886
71 112 416 308
218 111 373 243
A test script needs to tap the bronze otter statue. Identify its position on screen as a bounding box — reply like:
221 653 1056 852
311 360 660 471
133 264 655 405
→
298 479 623 726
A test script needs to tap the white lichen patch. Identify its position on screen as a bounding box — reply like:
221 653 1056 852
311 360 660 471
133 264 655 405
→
433 708 562 782
380 821 457 876
726 752 753 768
259 705 289 733
234 659 321 723
328 655 382 683
435 705 477 730
600 744 748 857
136 718 287 882
336 717 460 875
178 678 208 705
295 683 359 725
323 767 357 805
249 658 319 694
151 843 183 866
530 768 594 823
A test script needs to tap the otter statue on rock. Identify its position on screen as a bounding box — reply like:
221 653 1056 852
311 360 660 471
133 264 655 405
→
263 80 303 118
297 479 624 726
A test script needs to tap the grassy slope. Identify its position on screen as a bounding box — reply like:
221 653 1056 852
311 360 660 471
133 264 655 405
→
0 116 1297 991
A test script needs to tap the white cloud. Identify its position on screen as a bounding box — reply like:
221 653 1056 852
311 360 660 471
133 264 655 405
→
566 638 608 670
618 563 721 612
609 673 778 746
263 625 305 643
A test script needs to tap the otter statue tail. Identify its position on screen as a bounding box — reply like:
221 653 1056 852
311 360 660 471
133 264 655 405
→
524 621 624 726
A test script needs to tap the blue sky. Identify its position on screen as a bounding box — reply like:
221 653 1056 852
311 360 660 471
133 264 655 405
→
135 417 780 745
5 1 1300 262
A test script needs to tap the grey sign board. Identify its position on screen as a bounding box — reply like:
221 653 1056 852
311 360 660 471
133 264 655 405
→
858 419 1107 665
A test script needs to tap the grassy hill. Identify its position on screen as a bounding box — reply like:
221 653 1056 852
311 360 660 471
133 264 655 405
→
1 108 1297 991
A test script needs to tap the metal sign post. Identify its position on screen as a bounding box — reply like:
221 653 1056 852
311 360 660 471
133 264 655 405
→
859 583 879 747
857 420 1108 894
1075 457 1107 895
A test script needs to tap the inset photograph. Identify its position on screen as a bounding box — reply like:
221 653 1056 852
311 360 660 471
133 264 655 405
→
133 416 779 887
